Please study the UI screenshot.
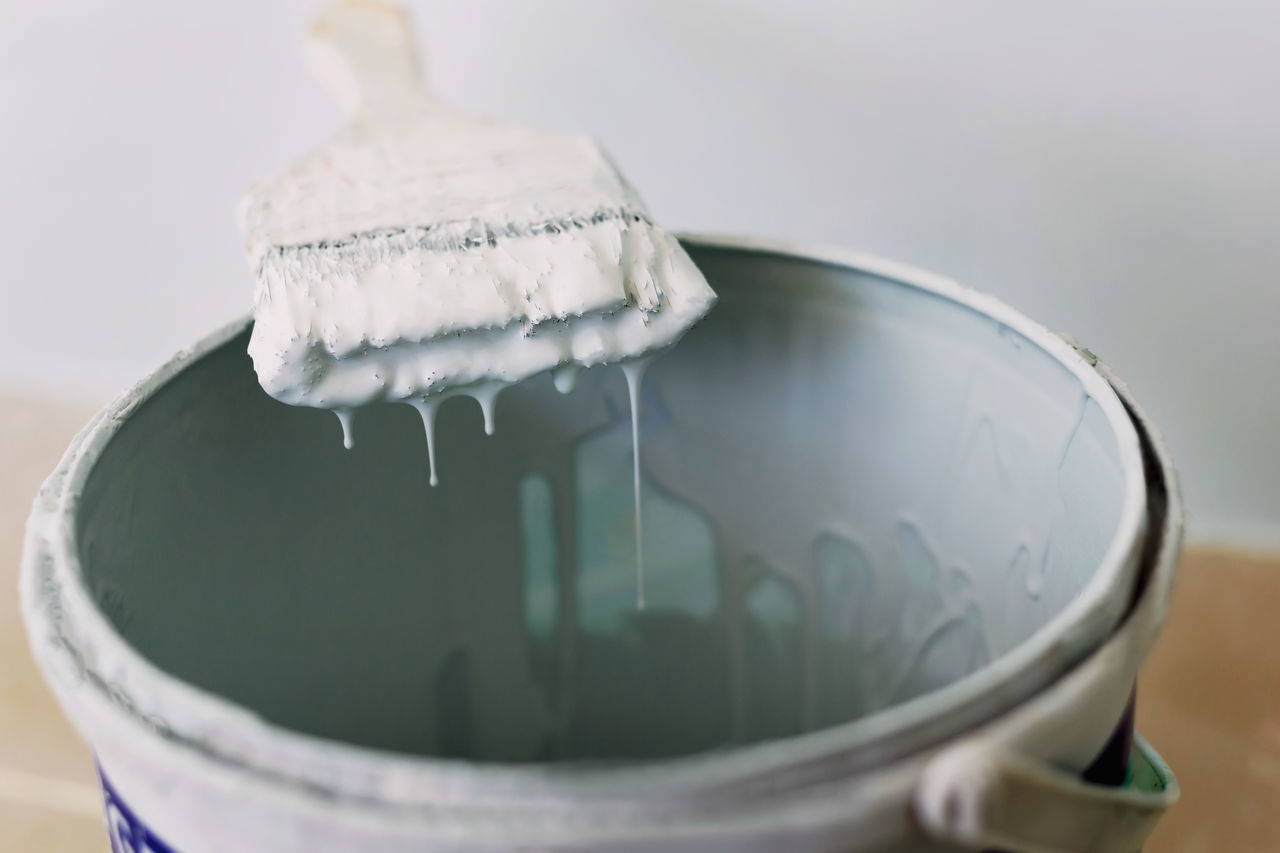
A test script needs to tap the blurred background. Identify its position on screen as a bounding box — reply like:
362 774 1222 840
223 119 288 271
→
0 2 1277 850
1 0 1277 547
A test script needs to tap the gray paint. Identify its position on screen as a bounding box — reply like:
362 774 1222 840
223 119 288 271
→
75 243 1136 763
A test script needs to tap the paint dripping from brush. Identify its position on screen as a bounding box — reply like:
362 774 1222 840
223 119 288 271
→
335 409 354 450
553 364 580 394
621 358 651 610
411 399 440 487
470 384 500 436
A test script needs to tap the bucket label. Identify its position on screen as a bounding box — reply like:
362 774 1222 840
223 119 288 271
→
98 766 178 853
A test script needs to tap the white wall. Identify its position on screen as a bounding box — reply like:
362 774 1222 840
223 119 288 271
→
2 1 1277 547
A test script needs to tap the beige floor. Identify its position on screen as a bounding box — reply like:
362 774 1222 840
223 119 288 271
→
1138 547 1280 852
2 395 1277 851
2 398 104 850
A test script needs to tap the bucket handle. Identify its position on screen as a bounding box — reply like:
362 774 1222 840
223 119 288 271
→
914 736 1178 853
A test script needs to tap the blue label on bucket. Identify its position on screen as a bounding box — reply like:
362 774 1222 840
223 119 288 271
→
97 765 179 853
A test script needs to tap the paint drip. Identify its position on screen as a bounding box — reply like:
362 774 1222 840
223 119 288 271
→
411 399 440 487
621 359 651 609
335 409 355 450
553 364 581 394
470 384 500 436
345 360 653 607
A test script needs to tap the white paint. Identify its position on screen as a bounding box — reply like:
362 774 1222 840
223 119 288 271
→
621 358 650 609
335 409 354 449
470 384 499 436
241 1 716 412
410 398 440 487
249 246 714 409
2 0 1276 544
553 365 581 395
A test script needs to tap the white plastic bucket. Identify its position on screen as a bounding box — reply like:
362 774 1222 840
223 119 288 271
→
22 236 1181 851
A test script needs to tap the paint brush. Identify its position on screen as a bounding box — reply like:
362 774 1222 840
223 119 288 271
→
240 0 717 411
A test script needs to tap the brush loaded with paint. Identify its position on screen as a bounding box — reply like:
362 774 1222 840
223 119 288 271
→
239 0 717 422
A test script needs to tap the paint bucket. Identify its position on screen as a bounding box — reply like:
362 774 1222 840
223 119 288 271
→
21 236 1181 852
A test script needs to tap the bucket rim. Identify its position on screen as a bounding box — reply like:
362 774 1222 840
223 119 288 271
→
20 234 1150 815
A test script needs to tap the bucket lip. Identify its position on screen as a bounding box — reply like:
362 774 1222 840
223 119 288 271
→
21 234 1149 814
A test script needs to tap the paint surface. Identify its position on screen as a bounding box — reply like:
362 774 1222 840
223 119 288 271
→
72 246 1134 765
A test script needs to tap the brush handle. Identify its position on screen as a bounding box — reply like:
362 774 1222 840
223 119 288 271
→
306 0 440 120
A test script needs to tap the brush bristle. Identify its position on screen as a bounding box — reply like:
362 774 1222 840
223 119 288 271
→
242 112 716 407
247 217 715 407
